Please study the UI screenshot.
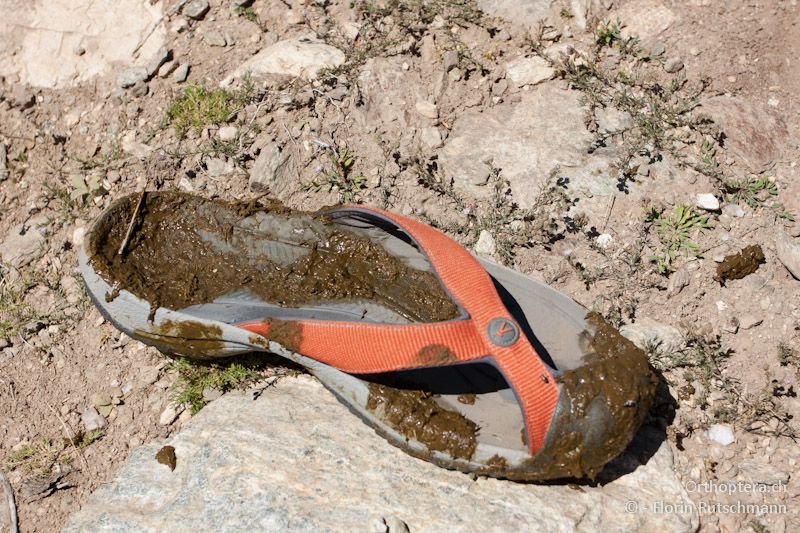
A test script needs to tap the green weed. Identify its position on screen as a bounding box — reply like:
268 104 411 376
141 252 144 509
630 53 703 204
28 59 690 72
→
778 342 798 367
595 19 623 47
235 6 258 23
167 81 255 138
648 205 712 274
305 147 367 202
165 355 292 414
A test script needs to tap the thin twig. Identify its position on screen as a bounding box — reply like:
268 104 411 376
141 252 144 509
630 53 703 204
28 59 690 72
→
0 469 18 533
118 191 146 256
602 195 616 231
45 403 94 485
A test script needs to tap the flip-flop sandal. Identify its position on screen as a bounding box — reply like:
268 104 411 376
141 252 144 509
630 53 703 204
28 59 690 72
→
79 192 658 481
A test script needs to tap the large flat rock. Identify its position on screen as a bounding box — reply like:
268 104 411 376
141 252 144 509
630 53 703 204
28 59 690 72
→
65 376 697 532
700 96 790 173
0 0 166 89
437 85 618 210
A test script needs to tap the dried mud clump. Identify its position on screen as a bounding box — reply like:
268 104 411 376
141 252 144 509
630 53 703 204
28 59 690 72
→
714 244 766 284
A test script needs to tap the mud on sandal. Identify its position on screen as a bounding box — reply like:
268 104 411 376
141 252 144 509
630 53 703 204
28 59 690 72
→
80 192 658 480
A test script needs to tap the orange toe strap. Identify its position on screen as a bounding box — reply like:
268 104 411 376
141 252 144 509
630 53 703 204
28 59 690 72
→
237 207 559 454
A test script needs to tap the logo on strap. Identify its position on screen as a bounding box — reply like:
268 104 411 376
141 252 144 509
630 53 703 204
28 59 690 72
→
486 317 520 347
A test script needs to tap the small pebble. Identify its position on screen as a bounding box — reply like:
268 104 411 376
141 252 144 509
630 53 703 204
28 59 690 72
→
595 233 613 248
415 101 438 119
159 404 183 426
739 315 763 330
664 57 684 73
696 193 720 211
474 230 496 256
81 406 108 432
173 64 190 83
217 126 238 142
183 0 209 20
721 204 744 218
707 424 735 446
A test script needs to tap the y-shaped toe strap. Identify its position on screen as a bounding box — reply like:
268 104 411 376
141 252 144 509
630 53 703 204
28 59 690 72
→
238 206 559 454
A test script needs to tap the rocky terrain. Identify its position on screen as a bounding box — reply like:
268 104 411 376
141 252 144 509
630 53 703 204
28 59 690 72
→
1 0 799 531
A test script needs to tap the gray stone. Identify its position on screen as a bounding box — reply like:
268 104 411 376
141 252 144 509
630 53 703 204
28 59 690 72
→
204 31 228 47
663 57 684 73
92 392 111 407
71 226 86 247
595 106 633 133
707 424 736 446
668 268 690 296
620 318 684 354
0 143 7 181
9 84 35 109
121 132 153 159
183 0 209 20
0 222 45 268
443 50 459 71
249 143 293 195
61 275 83 304
159 404 182 426
222 35 345 84
64 377 697 532
285 10 305 25
504 56 554 87
737 460 789 485
145 46 171 78
415 101 438 119
477 0 556 26
649 42 666 57
420 127 443 149
217 126 238 142
0 0 167 89
722 204 745 218
696 193 720 211
474 230 497 256
701 96 789 173
80 406 108 432
569 0 606 31
776 230 800 280
173 64 190 83
157 60 177 78
616 0 676 39
739 314 762 330
437 85 617 210
353 58 427 134
595 233 613 248
205 157 235 178
118 67 148 89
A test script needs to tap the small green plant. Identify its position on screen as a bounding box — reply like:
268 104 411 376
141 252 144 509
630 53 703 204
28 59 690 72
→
5 430 103 477
559 8 573 18
595 19 623 47
235 6 258 22
166 355 287 414
778 342 798 367
699 138 720 176
0 272 42 338
648 205 712 274
305 147 367 202
725 175 777 208
723 175 795 220
167 83 254 138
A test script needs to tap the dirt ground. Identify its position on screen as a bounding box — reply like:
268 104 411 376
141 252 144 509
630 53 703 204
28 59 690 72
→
1 0 799 531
